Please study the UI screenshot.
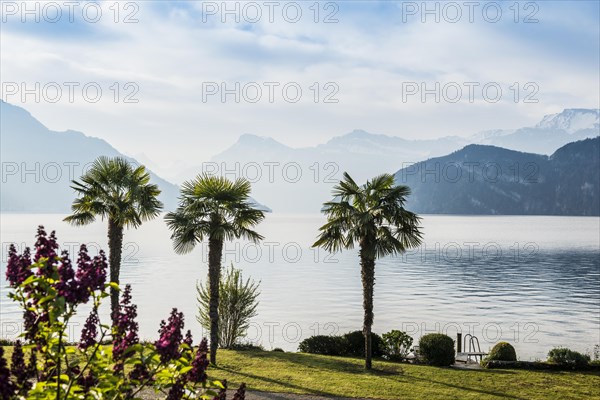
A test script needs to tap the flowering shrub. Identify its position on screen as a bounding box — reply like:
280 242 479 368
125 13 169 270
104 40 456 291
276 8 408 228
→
1 226 245 399
381 330 413 361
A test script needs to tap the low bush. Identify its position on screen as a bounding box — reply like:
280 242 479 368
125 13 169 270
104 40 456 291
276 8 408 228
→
382 330 413 361
298 335 345 355
548 348 590 366
486 342 517 362
484 360 600 371
298 331 384 357
272 348 285 352
419 333 455 366
342 330 384 357
229 342 265 351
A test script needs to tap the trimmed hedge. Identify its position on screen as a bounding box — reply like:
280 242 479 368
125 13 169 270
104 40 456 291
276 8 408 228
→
298 335 345 355
298 331 384 357
419 333 455 366
484 360 600 371
342 331 384 357
486 342 517 362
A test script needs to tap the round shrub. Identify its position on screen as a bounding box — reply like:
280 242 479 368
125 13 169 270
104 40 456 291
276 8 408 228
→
548 348 591 366
298 335 345 355
419 333 455 366
229 342 264 351
486 342 517 362
272 348 284 352
342 330 384 357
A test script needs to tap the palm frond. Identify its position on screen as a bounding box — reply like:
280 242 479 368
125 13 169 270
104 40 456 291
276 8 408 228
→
166 175 264 252
314 172 422 258
64 156 163 229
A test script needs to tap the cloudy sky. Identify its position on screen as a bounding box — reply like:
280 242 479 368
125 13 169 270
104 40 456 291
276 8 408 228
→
1 0 599 168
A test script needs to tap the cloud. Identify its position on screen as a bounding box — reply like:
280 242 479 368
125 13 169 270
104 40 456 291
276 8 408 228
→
1 0 598 171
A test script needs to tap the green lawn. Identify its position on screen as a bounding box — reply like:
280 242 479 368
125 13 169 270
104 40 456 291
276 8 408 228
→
212 350 600 400
3 346 599 399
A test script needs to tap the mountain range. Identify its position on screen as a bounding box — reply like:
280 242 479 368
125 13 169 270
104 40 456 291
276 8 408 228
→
174 108 598 212
0 101 269 213
1 101 598 215
395 138 599 215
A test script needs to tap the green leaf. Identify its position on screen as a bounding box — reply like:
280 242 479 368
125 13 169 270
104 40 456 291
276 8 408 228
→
179 366 193 374
21 274 38 286
213 380 225 389
38 295 55 305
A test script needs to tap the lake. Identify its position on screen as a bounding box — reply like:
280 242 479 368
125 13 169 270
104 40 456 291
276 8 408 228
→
1 213 599 361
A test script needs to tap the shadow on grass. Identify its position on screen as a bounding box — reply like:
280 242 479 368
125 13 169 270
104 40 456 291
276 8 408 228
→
450 366 516 375
399 372 528 400
507 368 600 377
220 351 597 400
259 351 402 375
216 365 343 398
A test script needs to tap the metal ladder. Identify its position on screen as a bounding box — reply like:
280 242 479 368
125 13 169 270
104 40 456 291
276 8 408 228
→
457 333 486 363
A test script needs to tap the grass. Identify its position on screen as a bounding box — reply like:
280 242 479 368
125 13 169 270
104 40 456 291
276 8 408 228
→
3 346 599 399
212 350 600 400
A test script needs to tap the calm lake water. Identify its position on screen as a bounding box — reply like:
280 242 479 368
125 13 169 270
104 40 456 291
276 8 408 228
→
1 214 599 361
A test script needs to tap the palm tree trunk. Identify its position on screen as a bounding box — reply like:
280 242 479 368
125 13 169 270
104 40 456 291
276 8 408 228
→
208 238 223 365
108 218 124 322
360 242 375 370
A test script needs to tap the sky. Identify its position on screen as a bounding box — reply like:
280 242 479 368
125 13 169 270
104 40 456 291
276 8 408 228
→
1 0 599 169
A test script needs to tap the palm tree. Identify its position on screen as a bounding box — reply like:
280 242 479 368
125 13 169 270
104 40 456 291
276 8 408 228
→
64 156 163 318
314 172 422 370
164 175 265 365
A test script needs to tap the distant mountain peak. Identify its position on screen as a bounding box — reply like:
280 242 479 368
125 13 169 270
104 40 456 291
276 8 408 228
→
323 129 407 147
1 100 49 135
535 108 599 133
345 129 373 137
237 133 283 145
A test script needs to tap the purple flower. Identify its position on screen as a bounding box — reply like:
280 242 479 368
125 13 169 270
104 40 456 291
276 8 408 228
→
76 246 107 296
184 330 194 347
33 226 59 269
5 244 32 287
23 309 48 344
129 363 151 382
155 308 185 363
232 383 247 400
112 285 139 372
0 347 16 398
166 378 185 400
79 308 100 350
77 371 98 393
10 340 30 390
71 246 107 304
27 349 37 380
188 338 209 384
56 251 80 303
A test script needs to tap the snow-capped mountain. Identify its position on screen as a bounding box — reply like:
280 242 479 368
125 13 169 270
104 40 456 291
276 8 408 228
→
535 108 599 133
3 101 596 214
181 108 599 212
472 108 599 154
